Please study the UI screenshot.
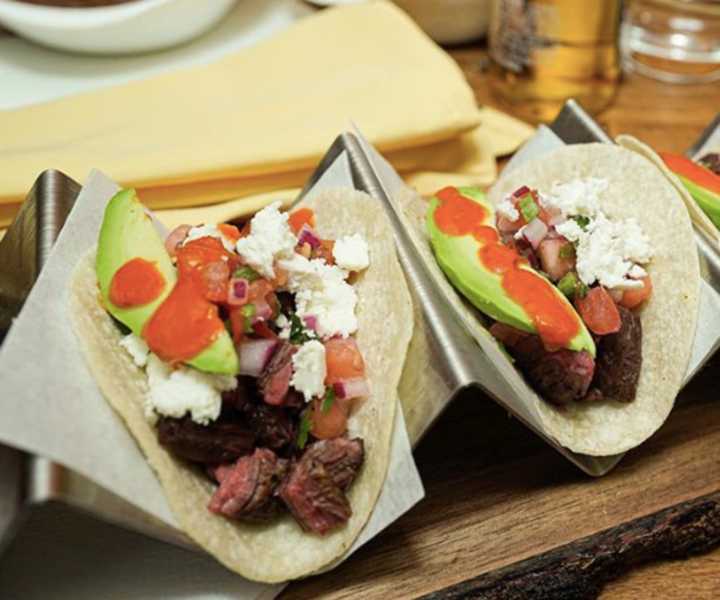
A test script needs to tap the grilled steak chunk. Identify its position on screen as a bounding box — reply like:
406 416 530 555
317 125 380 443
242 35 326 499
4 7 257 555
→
244 402 296 452
512 336 595 405
301 438 364 489
221 376 255 411
157 416 255 464
208 448 288 521
279 438 364 535
591 305 642 402
258 341 297 406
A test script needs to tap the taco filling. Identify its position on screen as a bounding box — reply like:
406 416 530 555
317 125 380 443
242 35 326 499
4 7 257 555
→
104 198 373 535
428 180 654 407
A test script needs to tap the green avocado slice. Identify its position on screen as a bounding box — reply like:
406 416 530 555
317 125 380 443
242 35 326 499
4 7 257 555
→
677 175 720 230
426 186 595 356
96 189 239 375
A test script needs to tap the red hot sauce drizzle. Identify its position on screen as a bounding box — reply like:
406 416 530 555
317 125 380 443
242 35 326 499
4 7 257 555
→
109 257 165 308
434 186 580 348
144 237 234 363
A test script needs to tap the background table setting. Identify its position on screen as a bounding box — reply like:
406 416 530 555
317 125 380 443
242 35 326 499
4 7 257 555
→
0 1 719 599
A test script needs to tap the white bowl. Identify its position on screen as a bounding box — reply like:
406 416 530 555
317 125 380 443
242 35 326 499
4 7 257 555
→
0 0 238 55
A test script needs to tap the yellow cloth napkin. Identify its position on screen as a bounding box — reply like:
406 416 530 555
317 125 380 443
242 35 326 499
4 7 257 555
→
0 1 533 230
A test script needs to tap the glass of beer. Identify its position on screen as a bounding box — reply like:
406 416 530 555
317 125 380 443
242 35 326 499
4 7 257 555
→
487 0 622 123
621 0 720 83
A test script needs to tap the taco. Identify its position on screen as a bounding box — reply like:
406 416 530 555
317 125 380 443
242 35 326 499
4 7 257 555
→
619 135 720 248
69 187 413 582
398 142 699 456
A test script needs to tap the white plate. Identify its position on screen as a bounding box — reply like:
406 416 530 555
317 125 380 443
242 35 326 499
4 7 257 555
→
0 0 238 55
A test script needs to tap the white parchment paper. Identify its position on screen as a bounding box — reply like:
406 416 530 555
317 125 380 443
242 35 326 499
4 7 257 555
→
0 152 424 598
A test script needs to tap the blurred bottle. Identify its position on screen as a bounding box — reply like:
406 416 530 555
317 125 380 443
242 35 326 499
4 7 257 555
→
621 0 720 83
487 0 622 123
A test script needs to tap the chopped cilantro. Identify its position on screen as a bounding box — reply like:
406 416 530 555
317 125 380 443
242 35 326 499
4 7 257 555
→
289 313 315 345
234 266 260 282
297 412 312 449
558 272 578 298
576 281 589 299
240 303 256 333
559 243 576 259
518 194 539 223
572 215 591 230
321 387 336 414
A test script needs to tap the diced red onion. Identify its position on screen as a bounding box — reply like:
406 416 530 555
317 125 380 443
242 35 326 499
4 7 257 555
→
303 315 318 331
497 214 523 234
238 339 279 377
522 218 548 249
544 203 565 226
297 225 321 249
164 224 192 257
227 277 249 306
333 377 370 400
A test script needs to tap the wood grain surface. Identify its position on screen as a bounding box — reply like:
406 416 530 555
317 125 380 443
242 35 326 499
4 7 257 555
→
282 49 720 599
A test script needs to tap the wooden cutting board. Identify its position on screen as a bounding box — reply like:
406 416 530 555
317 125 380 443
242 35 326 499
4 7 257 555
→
282 49 720 600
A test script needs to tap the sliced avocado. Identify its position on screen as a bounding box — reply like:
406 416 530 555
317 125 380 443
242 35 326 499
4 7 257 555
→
427 186 595 356
678 175 720 230
96 189 239 375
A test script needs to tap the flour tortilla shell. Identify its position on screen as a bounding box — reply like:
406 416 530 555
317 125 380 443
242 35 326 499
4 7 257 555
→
488 142 700 455
69 188 414 582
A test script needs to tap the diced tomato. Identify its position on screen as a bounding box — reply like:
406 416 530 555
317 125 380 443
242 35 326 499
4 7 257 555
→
309 397 349 440
253 320 278 340
218 223 241 243
575 286 621 335
288 208 316 235
537 237 575 282
489 322 528 348
312 239 336 265
661 152 720 195
619 276 653 309
324 338 365 385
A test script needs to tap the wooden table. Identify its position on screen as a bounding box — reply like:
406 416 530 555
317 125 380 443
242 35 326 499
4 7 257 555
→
284 49 720 599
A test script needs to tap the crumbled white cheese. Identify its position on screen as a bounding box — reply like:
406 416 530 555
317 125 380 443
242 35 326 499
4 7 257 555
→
144 354 237 425
571 214 653 290
275 313 291 340
290 340 327 402
278 253 359 339
496 197 520 222
235 201 297 279
554 219 585 243
539 178 653 291
119 333 150 368
541 178 608 218
183 224 236 252
332 234 369 272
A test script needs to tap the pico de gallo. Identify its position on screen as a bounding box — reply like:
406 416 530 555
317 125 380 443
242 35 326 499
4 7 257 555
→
491 180 654 405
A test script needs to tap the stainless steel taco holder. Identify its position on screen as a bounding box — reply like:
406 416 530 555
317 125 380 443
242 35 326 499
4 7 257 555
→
2 102 720 552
